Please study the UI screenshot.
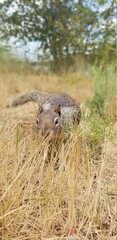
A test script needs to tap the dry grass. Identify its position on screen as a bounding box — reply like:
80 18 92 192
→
0 66 117 240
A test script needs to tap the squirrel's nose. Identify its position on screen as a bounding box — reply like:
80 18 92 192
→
41 124 52 137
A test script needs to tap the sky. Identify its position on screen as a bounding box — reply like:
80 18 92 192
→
9 38 41 62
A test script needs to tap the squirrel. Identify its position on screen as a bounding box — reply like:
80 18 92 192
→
7 91 81 137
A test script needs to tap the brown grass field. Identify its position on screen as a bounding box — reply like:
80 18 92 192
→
0 63 117 240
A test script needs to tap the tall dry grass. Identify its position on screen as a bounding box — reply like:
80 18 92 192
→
0 61 117 239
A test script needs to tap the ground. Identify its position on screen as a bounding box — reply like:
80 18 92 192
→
0 67 117 240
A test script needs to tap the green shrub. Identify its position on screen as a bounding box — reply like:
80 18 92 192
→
88 63 117 117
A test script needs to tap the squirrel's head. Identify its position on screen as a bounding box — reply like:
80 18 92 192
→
36 104 63 138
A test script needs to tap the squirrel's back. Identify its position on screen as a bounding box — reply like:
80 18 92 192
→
7 91 81 137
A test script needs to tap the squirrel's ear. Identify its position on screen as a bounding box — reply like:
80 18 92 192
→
54 104 61 116
38 105 44 114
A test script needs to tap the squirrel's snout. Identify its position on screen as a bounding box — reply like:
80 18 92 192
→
41 124 53 137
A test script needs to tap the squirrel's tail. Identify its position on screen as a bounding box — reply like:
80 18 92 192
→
7 91 51 107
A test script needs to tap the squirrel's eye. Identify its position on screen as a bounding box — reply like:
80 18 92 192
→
54 117 59 126
36 119 39 126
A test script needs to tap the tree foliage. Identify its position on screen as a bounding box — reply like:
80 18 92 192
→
0 0 116 69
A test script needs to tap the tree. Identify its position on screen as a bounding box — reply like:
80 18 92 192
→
0 0 116 69
89 0 116 62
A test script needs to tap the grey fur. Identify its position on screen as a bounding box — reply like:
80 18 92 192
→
8 91 51 107
8 91 81 136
